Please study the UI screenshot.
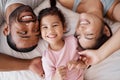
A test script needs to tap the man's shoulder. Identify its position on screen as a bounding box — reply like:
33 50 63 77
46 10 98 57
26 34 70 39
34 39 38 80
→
36 39 48 53
5 0 44 10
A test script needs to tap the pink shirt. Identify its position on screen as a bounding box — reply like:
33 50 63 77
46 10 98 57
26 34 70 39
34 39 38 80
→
42 35 84 80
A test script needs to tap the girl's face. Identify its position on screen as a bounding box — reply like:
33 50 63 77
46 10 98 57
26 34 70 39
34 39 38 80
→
75 13 104 49
40 15 65 45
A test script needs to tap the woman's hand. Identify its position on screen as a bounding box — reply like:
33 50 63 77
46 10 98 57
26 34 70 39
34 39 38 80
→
78 49 101 65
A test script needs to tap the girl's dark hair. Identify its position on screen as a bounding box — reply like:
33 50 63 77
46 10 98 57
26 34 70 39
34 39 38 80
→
38 0 65 27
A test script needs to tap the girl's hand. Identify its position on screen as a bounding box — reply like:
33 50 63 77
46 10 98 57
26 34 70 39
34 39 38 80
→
53 66 67 80
67 59 87 71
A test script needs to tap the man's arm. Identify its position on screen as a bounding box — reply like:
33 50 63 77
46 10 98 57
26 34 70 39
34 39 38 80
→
0 53 31 71
0 53 44 77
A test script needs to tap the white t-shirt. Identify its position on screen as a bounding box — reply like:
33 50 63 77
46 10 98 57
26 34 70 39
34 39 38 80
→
0 0 44 25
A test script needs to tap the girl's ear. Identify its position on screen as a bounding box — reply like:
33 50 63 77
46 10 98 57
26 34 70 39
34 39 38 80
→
3 24 10 36
103 25 111 37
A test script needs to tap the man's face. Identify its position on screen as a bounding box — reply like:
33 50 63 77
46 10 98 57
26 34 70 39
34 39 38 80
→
75 13 104 49
8 5 40 49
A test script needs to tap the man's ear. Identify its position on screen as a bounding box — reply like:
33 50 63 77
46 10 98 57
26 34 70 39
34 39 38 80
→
3 24 10 36
103 25 111 37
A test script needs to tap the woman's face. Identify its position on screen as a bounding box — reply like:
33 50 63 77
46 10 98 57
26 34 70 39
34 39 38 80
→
75 13 104 49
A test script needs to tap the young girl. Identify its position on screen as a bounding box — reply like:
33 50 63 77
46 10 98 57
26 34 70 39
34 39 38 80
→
38 0 87 80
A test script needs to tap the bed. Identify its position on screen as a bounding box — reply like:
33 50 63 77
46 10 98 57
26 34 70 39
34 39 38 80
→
0 0 120 80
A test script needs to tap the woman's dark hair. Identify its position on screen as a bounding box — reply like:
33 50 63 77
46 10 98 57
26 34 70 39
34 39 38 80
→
94 22 112 49
38 0 65 27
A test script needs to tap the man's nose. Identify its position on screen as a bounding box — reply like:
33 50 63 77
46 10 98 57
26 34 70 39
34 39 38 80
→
26 22 38 34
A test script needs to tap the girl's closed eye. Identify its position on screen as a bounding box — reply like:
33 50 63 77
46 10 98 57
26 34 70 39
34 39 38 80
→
52 22 59 27
41 25 48 29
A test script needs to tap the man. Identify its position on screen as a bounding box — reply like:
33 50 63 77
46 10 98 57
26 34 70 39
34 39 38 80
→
0 0 45 80
0 0 44 52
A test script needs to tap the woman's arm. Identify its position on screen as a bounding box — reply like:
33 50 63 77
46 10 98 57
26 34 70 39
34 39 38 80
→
97 28 120 61
79 28 120 65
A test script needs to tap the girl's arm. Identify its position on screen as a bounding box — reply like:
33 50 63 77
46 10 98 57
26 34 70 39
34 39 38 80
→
79 28 120 65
